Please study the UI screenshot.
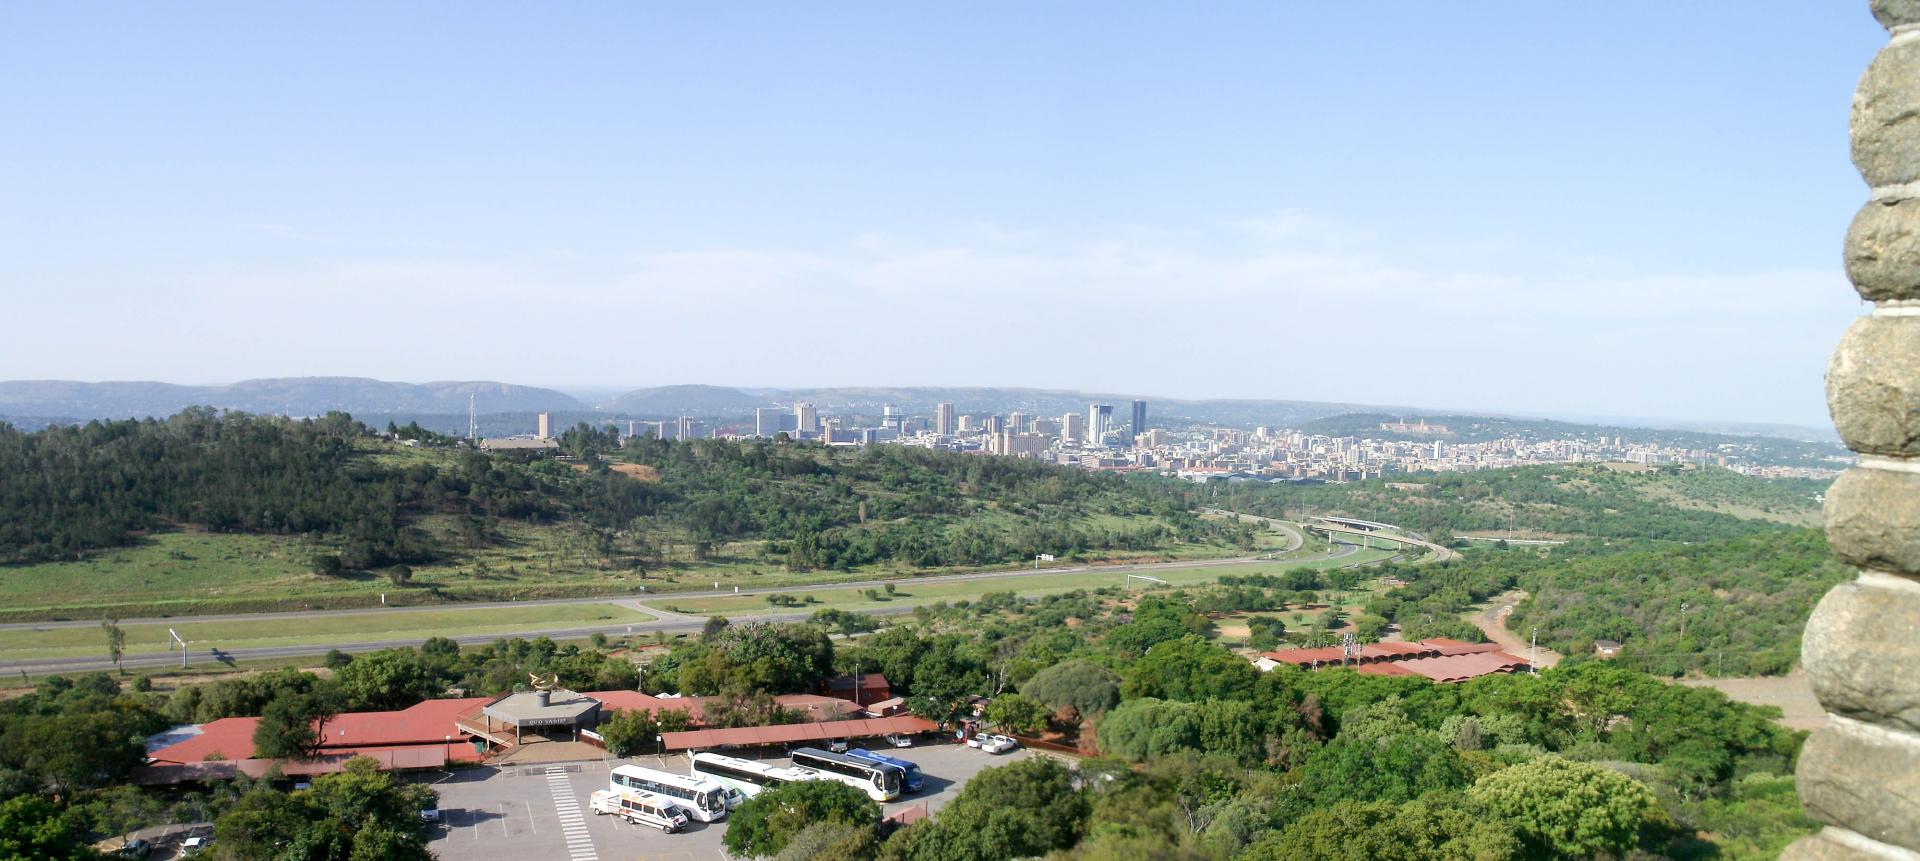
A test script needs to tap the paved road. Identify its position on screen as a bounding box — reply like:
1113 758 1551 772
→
3 533 1371 677
1201 508 1306 552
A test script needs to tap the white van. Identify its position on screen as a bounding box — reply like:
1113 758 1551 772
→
590 789 689 833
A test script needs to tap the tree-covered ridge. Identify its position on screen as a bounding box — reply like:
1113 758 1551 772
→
0 409 1229 572
1507 529 1849 676
1215 463 1823 542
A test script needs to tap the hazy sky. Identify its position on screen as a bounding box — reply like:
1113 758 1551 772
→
0 4 1887 426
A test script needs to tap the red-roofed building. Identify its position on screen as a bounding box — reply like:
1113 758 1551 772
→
822 673 891 707
1393 652 1532 683
1251 639 1519 682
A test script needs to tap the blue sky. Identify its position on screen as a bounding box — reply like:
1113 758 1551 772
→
0 3 1888 426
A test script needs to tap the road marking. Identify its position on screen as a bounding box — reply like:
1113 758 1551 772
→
546 767 599 861
525 799 537 834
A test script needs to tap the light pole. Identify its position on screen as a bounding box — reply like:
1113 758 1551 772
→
445 735 452 762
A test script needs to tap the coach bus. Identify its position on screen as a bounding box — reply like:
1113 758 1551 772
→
609 764 732 821
846 748 923 793
790 747 904 802
689 752 812 801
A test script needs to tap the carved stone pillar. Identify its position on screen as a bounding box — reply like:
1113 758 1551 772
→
1784 3 1920 858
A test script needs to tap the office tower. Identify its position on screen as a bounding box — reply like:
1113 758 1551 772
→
1032 417 1060 436
1007 412 1027 434
1130 400 1147 446
958 414 977 433
882 403 902 431
794 403 820 434
983 415 1004 435
536 412 552 440
935 403 956 435
1088 404 1113 442
1062 412 1086 444
676 416 694 441
755 407 785 437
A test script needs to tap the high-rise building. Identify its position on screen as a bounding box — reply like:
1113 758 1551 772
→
935 403 956 436
958 414 977 433
1130 400 1147 446
1062 412 1086 444
755 407 785 437
983 415 1004 435
794 403 820 434
536 412 552 440
1007 412 1027 434
1032 417 1060 436
676 416 695 441
1088 404 1113 443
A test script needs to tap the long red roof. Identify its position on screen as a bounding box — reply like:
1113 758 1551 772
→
659 715 937 751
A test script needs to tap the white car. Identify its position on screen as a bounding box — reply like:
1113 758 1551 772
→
882 733 914 748
975 734 1018 754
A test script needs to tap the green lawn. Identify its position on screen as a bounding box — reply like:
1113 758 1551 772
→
647 547 1400 616
0 603 653 661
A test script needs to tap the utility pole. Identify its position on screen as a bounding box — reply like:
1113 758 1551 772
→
1529 627 1538 672
168 628 188 670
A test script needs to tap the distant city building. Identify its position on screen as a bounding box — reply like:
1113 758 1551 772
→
1088 404 1113 443
1130 400 1147 446
1007 412 1028 434
982 415 1004 435
537 412 552 440
676 416 695 441
755 407 786 437
1061 412 1086 444
1032 418 1061 437
794 403 820 434
935 403 956 436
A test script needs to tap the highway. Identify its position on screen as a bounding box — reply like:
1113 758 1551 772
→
1 524 1369 677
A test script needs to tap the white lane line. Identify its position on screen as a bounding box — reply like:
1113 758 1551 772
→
545 768 599 861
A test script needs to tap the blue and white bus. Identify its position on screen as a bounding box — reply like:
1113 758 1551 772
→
609 764 731 821
789 747 904 802
845 748 923 793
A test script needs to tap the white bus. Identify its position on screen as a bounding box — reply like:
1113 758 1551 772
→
790 747 904 802
689 752 812 800
609 764 731 821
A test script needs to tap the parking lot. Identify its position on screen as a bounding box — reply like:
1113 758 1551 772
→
424 741 1046 861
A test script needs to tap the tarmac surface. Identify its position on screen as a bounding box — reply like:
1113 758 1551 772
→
422 742 1044 861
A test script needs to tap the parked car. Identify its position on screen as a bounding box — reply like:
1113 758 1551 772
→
419 807 441 823
975 734 1018 754
827 738 849 753
181 837 210 857
115 839 152 858
882 733 914 748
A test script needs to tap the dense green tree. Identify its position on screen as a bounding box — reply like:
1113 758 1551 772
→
1243 797 1520 861
723 778 878 858
1468 756 1664 860
983 693 1048 735
881 758 1087 861
253 693 336 760
1294 724 1468 808
331 649 435 711
1121 636 1257 702
0 794 98 861
1019 659 1120 721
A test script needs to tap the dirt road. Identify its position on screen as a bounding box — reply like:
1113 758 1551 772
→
1471 589 1563 667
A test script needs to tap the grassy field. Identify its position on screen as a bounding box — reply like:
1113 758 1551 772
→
0 603 653 661
0 511 1260 621
645 546 1400 616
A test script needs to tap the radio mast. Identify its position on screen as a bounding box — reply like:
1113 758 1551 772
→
468 393 478 442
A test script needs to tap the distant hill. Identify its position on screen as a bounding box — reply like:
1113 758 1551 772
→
598 384 769 415
0 377 584 419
